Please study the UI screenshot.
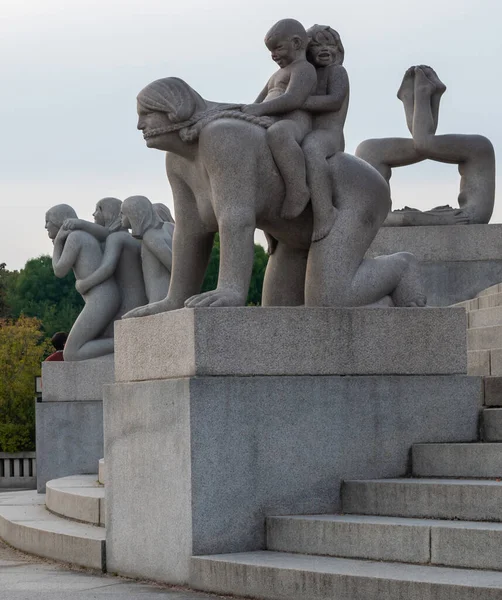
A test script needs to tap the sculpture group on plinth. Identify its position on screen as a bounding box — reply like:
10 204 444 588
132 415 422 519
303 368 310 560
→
45 197 174 360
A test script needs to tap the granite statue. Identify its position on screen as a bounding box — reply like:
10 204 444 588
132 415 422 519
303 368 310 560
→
62 197 148 317
46 204 120 360
122 70 425 318
356 65 495 226
121 196 174 303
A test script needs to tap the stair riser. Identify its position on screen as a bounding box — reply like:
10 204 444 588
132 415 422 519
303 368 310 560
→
412 445 502 478
485 378 502 407
483 410 502 441
468 327 502 352
46 486 104 526
342 482 502 522
470 306 502 329
0 512 105 570
267 517 502 571
190 558 502 600
479 293 502 310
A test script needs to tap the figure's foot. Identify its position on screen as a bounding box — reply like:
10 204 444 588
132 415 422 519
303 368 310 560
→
419 65 446 96
311 206 338 243
122 299 179 319
384 206 471 226
414 66 436 96
185 287 246 308
390 252 427 307
281 186 310 220
397 66 416 102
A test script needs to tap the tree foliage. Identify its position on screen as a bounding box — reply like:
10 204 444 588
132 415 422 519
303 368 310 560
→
0 316 51 452
7 255 83 334
201 235 268 305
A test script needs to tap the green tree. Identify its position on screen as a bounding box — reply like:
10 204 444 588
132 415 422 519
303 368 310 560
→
0 263 18 318
0 316 51 452
8 255 83 334
201 235 268 305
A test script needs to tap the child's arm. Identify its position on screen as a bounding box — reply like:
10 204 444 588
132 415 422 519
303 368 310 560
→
303 66 349 113
254 83 270 103
243 62 316 116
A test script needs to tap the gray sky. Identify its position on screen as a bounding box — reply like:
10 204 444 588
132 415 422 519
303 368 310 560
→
1 0 500 270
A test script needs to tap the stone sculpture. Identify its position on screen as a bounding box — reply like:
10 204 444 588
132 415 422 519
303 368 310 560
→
46 204 120 360
62 197 148 318
122 69 425 318
121 196 174 303
356 65 495 226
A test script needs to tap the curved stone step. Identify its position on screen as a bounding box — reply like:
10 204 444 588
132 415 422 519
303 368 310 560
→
412 443 502 478
0 490 105 570
342 478 502 521
266 514 502 570
470 306 502 329
46 475 105 526
191 551 502 600
484 409 502 441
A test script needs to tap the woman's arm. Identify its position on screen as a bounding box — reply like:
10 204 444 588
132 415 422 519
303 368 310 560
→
63 218 110 242
143 229 173 271
303 66 349 113
75 235 130 295
52 230 79 278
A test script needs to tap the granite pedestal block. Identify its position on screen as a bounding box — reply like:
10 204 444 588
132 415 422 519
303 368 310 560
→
105 308 478 585
36 358 113 492
367 224 502 306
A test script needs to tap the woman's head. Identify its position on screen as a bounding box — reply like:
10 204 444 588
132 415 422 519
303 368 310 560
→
152 203 175 224
121 195 162 239
93 197 123 231
45 204 78 239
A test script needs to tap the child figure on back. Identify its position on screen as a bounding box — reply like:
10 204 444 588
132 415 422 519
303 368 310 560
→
242 19 317 218
302 25 349 241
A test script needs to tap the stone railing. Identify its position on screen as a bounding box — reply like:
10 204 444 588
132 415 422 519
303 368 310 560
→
0 452 36 489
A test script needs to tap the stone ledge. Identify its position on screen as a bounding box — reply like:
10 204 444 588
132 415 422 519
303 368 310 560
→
115 307 467 381
42 356 114 402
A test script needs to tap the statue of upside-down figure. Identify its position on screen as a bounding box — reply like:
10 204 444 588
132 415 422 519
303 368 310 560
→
122 65 426 318
356 65 495 226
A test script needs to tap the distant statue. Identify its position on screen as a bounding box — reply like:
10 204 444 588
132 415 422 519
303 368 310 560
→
356 65 495 226
45 204 120 360
62 197 148 317
121 196 174 304
122 72 425 319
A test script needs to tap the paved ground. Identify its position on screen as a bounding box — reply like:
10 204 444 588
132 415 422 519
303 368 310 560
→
0 540 234 600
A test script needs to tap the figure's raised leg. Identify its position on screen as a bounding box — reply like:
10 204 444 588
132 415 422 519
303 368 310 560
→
419 65 446 134
262 241 308 306
63 281 120 361
305 153 426 307
397 66 416 135
355 137 423 183
412 66 495 224
266 120 310 220
302 131 339 242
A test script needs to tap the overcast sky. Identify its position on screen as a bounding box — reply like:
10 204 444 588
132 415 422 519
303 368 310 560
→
0 0 500 270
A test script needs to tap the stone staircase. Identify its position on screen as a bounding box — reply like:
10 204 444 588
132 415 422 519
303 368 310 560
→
191 295 502 600
0 473 105 570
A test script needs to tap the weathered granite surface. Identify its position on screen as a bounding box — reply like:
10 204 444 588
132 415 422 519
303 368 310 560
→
115 307 466 381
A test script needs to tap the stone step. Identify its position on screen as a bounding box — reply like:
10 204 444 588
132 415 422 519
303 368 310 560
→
483 409 502 441
266 514 502 570
412 443 502 478
98 459 105 485
190 551 502 600
342 478 502 521
468 326 502 351
479 292 502 310
468 349 491 375
46 475 105 526
470 306 502 329
0 489 105 570
485 377 502 406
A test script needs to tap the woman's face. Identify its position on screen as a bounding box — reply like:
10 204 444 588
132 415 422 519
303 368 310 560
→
45 215 60 240
93 202 106 226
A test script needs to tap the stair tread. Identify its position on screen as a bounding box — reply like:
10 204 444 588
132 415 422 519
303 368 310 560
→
345 478 502 485
193 551 502 586
47 474 104 498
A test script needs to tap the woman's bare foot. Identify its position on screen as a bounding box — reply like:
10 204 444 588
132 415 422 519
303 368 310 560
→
414 66 436 96
397 66 416 134
419 65 446 95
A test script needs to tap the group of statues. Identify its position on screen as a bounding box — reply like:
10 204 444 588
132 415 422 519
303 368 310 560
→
47 18 495 360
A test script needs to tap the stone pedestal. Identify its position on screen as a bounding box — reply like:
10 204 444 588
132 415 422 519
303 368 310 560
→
36 356 114 492
104 307 481 585
368 224 502 306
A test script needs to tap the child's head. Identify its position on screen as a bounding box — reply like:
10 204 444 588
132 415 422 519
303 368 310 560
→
306 25 344 67
265 19 309 68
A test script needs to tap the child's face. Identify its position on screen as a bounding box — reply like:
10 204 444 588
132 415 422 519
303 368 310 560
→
308 39 339 67
265 35 300 68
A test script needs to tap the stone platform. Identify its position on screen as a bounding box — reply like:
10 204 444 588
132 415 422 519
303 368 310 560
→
36 356 113 492
367 223 502 306
104 307 480 585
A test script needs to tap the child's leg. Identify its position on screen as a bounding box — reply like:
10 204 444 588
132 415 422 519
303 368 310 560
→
266 120 310 220
303 131 339 242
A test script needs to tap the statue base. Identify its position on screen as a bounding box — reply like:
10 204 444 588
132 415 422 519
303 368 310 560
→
104 308 481 585
368 223 502 306
36 356 114 492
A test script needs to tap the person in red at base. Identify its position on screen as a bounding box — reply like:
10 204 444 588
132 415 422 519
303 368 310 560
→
45 332 68 362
